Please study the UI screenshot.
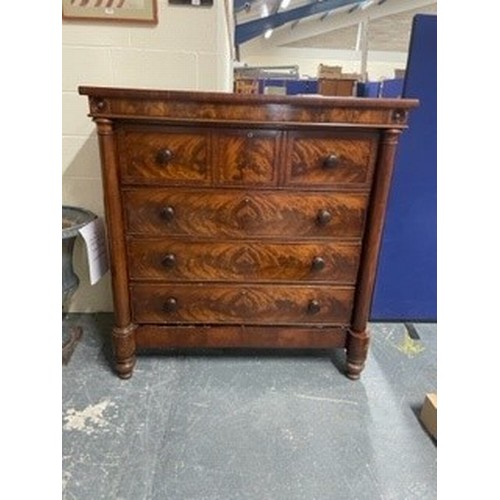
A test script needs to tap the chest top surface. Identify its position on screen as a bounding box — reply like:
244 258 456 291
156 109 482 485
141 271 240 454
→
78 86 418 129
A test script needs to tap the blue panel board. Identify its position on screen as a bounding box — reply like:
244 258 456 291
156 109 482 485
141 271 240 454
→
371 14 437 321
357 81 381 97
261 79 287 93
286 79 318 95
262 79 287 87
380 78 404 98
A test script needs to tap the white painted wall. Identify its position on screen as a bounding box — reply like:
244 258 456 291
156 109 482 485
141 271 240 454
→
62 0 232 312
239 41 407 81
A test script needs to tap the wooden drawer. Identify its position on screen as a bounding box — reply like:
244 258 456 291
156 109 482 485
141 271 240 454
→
285 131 378 188
130 284 355 325
213 129 280 186
116 125 209 185
123 188 368 239
127 239 361 284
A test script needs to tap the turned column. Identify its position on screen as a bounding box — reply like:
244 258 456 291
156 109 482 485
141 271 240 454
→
347 128 402 380
95 118 137 379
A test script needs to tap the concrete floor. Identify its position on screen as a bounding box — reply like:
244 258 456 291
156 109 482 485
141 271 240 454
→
62 314 436 500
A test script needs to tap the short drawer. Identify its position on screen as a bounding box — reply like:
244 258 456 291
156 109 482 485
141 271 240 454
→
130 284 355 325
285 131 378 188
127 239 361 284
213 129 280 186
116 125 209 185
123 188 368 239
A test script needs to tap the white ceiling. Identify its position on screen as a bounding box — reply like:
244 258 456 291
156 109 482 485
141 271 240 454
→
236 0 437 52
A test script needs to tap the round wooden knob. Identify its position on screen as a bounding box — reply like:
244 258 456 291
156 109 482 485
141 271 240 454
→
316 209 332 226
156 148 174 165
323 154 339 169
161 253 176 269
163 297 178 313
311 256 326 271
307 299 321 315
160 205 175 222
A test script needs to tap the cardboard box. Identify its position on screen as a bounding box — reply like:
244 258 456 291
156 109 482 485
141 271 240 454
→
234 79 259 95
318 78 357 97
341 72 362 80
420 393 437 440
317 64 342 79
394 68 406 79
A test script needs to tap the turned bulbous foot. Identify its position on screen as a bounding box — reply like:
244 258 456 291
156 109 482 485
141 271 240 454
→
345 328 370 380
346 359 365 380
112 324 137 380
115 356 136 379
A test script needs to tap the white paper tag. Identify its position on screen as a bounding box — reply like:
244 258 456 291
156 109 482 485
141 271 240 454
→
78 217 109 285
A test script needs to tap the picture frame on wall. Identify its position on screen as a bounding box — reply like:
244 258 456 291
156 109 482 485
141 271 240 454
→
62 0 158 24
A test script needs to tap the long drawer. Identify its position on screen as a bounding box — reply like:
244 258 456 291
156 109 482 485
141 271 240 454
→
127 239 361 284
123 188 369 239
130 284 355 325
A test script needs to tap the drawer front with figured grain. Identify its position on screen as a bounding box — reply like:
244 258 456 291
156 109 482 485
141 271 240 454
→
286 131 378 188
127 239 361 283
123 188 368 239
116 125 209 184
213 129 280 186
130 284 355 325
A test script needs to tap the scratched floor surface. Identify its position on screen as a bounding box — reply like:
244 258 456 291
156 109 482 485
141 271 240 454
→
62 314 436 500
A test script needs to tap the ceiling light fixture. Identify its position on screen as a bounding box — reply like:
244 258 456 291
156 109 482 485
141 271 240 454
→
280 0 291 9
360 0 375 10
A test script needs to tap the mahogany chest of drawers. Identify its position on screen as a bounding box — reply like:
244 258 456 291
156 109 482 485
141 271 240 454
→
79 86 417 380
